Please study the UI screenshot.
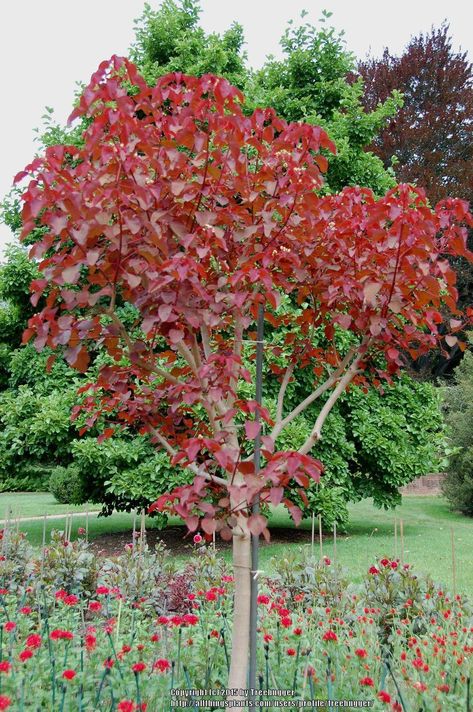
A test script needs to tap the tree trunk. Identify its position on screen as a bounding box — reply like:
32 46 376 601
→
228 514 251 695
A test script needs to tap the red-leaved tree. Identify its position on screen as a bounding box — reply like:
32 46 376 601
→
16 56 473 690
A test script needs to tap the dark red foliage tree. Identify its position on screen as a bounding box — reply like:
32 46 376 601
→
359 26 473 378
16 56 473 692
359 24 473 206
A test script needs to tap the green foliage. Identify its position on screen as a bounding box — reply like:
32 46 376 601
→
247 13 402 194
41 529 99 596
442 348 473 514
70 435 190 517
130 0 247 88
0 386 76 492
49 465 87 505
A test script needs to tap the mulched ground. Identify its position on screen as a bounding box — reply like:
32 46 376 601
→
90 525 318 558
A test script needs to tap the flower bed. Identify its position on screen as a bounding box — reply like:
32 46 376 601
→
0 528 471 710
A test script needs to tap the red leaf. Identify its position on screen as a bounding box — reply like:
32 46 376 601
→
244 421 261 440
201 518 217 535
247 514 267 537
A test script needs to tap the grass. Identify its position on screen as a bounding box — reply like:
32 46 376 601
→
0 492 95 518
1 492 472 595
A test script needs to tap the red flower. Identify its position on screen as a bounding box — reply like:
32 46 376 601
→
55 590 67 600
293 628 303 636
26 634 41 649
182 614 199 626
193 534 203 544
205 591 217 602
0 695 11 710
263 634 273 643
85 634 96 652
287 648 296 656
103 658 114 669
150 634 160 643
19 607 32 615
360 677 374 687
391 561 398 569
257 595 270 605
96 586 110 595
368 566 379 575
210 629 219 638
88 601 102 612
3 622 15 633
280 616 292 628
437 684 450 693
153 658 171 673
0 662 11 673
323 556 331 565
78 527 86 535
63 594 79 606
380 558 390 567
377 691 391 703
355 648 368 658
132 662 146 673
62 669 76 680
50 629 73 641
118 702 135 712
157 616 169 625
19 650 33 662
323 631 338 642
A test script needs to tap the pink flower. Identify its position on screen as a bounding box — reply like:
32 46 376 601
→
193 534 203 544
153 658 171 673
78 527 86 535
62 669 76 680
55 590 67 600
0 695 11 710
19 607 32 615
3 622 15 633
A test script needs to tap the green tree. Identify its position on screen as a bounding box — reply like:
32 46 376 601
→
442 343 473 514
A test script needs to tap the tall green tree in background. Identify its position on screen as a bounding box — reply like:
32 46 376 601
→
0 0 447 524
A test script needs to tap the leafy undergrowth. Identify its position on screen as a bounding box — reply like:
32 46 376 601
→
0 528 471 711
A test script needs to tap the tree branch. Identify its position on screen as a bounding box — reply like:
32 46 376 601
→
275 363 295 424
270 347 357 441
298 354 363 456
149 427 227 487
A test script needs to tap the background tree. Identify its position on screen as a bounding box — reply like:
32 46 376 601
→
16 57 472 689
359 25 473 376
441 339 473 515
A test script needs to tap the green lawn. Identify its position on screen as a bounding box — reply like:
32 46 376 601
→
1 492 472 595
264 497 473 594
0 492 96 518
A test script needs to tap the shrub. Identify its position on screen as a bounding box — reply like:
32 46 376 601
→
49 465 87 505
442 348 473 514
